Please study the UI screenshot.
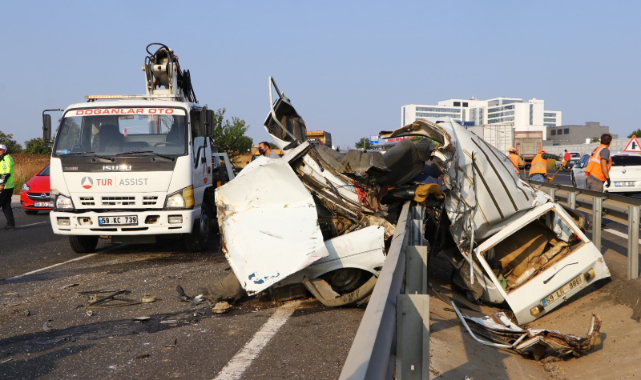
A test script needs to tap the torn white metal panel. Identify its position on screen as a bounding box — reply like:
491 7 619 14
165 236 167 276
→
215 158 329 295
380 119 542 241
453 302 603 358
474 202 611 324
273 225 386 287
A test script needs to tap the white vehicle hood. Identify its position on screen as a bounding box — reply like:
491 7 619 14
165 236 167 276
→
215 155 329 295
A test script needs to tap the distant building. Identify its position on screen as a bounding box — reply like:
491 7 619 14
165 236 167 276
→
545 122 617 145
401 97 561 140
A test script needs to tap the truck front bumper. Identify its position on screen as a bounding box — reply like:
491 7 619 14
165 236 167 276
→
50 208 199 235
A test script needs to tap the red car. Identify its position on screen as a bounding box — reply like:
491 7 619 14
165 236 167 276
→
20 165 52 215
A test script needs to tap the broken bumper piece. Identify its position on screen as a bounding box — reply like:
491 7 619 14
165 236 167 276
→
452 301 602 360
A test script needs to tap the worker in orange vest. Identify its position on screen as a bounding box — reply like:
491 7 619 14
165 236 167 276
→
508 147 525 177
528 149 549 182
584 133 613 192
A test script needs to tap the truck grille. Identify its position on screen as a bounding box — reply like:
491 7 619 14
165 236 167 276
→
80 196 95 206
142 196 159 205
101 196 136 206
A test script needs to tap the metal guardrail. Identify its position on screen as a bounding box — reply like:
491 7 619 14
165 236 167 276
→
340 202 430 380
533 182 640 280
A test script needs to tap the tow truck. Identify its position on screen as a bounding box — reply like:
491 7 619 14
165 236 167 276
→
46 43 234 253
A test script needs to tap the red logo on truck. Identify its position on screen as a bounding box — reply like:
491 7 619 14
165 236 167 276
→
81 176 93 189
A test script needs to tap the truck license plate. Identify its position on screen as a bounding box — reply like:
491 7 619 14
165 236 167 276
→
98 215 138 226
34 202 53 208
542 274 583 307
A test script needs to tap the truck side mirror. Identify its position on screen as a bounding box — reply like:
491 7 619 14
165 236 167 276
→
43 114 52 142
206 110 214 137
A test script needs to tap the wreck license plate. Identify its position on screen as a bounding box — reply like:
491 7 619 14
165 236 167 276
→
542 275 583 307
98 215 138 226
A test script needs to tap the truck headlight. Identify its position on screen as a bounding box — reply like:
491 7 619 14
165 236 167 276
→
22 183 30 191
165 186 194 209
55 194 75 210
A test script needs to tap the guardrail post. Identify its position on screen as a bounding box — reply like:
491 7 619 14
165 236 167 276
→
593 197 602 251
568 192 576 210
548 188 556 201
406 246 428 295
628 205 639 280
396 294 430 380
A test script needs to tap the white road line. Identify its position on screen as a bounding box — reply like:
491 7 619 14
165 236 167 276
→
8 254 98 279
604 228 641 244
19 221 49 228
213 301 300 380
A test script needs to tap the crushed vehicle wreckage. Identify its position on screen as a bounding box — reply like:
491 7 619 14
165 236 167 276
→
208 77 610 327
380 119 610 324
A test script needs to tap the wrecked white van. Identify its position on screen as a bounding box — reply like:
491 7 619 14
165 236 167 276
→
381 119 611 324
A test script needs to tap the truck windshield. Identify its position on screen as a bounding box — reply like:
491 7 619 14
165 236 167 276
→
53 107 187 157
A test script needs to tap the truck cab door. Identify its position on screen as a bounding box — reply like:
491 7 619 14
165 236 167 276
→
190 109 210 205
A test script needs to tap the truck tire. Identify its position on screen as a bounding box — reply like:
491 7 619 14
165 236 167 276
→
69 235 99 254
185 203 212 252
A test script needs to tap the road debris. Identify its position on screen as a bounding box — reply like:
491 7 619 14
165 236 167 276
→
61 283 79 289
133 316 150 322
42 321 54 332
451 301 602 360
141 296 156 303
79 289 142 308
212 301 231 314
86 310 94 316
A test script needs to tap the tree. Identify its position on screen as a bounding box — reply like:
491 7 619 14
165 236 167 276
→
211 108 253 163
591 137 600 143
628 129 641 138
24 138 52 155
355 137 372 150
0 131 22 153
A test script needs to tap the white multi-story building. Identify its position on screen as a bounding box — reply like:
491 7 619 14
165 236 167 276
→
401 97 562 139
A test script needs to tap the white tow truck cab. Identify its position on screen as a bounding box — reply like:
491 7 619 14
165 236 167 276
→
47 43 232 253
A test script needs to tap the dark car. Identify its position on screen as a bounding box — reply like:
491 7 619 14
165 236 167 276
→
20 165 52 215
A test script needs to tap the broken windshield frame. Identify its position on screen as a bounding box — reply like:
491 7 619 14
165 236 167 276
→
52 108 188 158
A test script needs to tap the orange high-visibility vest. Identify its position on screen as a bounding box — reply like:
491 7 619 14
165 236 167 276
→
508 153 520 174
585 144 612 181
529 154 548 176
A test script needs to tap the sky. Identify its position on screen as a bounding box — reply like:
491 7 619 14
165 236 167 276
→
1 1 640 149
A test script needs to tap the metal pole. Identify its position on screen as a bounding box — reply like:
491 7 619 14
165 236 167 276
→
548 188 556 201
568 192 576 210
593 197 602 251
628 205 639 280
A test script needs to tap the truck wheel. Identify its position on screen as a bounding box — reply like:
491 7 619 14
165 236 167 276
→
185 203 212 252
24 209 38 215
69 235 99 254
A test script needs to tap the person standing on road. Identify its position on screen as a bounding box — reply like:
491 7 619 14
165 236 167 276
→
563 149 571 169
258 141 280 159
508 147 525 177
0 144 15 231
584 133 612 192
528 149 548 182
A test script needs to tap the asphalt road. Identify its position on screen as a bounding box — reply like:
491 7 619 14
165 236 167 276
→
0 202 362 380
